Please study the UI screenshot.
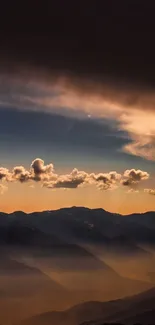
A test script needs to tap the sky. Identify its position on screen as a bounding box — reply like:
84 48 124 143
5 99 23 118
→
0 1 155 214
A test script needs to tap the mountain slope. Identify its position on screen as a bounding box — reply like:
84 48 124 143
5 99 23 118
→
81 287 155 325
0 255 69 324
0 223 151 301
0 207 154 324
16 287 155 325
0 219 152 324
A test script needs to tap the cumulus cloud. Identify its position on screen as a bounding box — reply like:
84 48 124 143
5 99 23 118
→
121 169 149 187
0 167 10 180
127 188 139 194
0 159 56 185
12 166 31 183
31 158 54 175
54 168 88 189
44 169 122 190
89 171 121 190
144 188 155 195
43 168 89 189
0 158 150 193
30 158 54 181
0 184 8 194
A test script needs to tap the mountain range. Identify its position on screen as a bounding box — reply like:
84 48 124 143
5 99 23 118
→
0 206 154 324
0 206 155 249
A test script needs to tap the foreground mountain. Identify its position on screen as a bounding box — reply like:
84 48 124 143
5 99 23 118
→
82 287 155 324
0 207 154 324
16 287 155 325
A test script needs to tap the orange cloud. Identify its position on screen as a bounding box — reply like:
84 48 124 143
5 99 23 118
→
0 158 150 194
1 72 155 161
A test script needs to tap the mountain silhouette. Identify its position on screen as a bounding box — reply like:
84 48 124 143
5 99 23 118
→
0 255 69 324
16 287 155 325
0 207 154 324
0 206 155 249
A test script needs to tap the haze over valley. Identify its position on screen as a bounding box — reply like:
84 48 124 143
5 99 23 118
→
0 207 154 324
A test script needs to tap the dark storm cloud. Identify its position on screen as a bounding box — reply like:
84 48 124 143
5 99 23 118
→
0 1 154 126
0 1 155 162
0 0 155 89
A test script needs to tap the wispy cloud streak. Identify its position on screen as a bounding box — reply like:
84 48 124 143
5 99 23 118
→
1 73 155 161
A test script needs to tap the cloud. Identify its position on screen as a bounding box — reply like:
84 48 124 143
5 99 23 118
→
44 168 88 189
89 171 121 190
12 166 31 183
144 188 155 195
0 2 154 169
31 158 54 175
54 168 88 189
0 159 56 184
119 110 155 161
0 184 7 194
44 169 122 190
30 158 54 181
36 83 155 162
0 1 155 95
4 75 155 161
51 179 84 189
121 169 149 187
1 0 155 165
0 167 9 180
0 73 155 161
0 159 150 193
127 188 139 194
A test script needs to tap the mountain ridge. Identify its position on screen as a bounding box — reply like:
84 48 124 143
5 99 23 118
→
1 205 155 216
15 287 155 325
